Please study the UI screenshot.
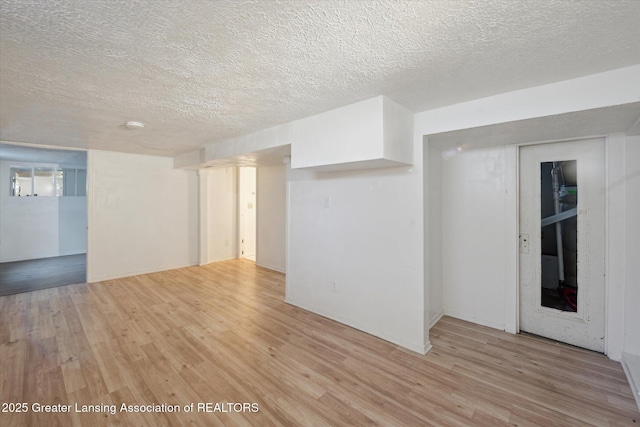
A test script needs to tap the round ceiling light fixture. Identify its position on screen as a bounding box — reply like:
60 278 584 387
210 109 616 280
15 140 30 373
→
123 120 145 130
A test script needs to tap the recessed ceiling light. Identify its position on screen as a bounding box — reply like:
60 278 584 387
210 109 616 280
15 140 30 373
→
123 120 144 130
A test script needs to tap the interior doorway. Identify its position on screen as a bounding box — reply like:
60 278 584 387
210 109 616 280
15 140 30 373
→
238 167 257 261
0 143 88 296
519 138 605 352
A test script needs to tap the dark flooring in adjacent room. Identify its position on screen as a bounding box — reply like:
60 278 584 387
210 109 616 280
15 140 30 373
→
0 253 86 296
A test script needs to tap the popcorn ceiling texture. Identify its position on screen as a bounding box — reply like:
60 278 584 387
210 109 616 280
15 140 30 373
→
0 0 638 156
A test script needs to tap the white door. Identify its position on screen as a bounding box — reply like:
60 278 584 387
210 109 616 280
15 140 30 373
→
519 138 605 352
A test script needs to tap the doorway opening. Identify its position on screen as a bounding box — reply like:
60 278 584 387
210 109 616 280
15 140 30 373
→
0 143 88 296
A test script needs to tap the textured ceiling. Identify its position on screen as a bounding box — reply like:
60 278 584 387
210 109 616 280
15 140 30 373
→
1 0 639 157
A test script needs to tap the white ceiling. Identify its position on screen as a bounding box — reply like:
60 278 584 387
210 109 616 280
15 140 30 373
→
1 0 638 158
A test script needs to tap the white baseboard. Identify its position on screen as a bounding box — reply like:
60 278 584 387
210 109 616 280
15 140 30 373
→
0 253 57 263
443 308 505 331
429 311 444 329
202 256 237 266
0 251 86 263
621 352 640 412
422 341 433 354
285 296 429 355
256 261 285 273
59 250 87 257
88 260 199 283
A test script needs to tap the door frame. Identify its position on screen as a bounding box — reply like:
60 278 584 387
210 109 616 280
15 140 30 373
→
510 134 627 358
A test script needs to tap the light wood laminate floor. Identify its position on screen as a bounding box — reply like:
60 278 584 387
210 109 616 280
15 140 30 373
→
0 259 637 426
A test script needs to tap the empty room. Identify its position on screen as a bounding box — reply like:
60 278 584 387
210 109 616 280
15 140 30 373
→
1 1 638 426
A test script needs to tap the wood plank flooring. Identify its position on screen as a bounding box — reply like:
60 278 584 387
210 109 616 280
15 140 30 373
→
0 259 637 426
0 254 86 296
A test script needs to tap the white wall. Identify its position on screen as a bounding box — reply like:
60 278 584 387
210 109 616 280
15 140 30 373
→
440 146 508 329
0 160 59 261
256 163 286 272
623 137 640 409
606 134 627 360
624 136 640 356
286 148 427 353
59 196 87 255
0 160 87 262
203 167 237 263
87 150 198 282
